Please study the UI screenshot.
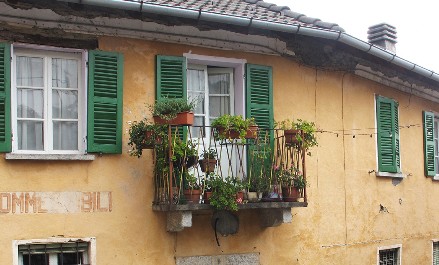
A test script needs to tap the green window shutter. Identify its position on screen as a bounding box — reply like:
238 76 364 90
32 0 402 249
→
0 43 11 152
156 55 186 100
376 95 400 173
246 64 273 176
245 64 273 141
156 55 187 139
87 50 124 153
423 111 436 177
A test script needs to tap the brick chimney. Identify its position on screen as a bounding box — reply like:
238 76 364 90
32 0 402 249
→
367 23 397 53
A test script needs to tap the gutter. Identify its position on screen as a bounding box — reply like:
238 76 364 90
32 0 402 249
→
57 0 439 83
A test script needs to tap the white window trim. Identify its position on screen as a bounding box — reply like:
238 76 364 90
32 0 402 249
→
374 94 403 176
377 244 402 265
12 237 96 265
184 53 246 118
11 43 88 155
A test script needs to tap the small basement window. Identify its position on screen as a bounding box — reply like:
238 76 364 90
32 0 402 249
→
378 245 401 265
13 238 95 265
433 241 439 265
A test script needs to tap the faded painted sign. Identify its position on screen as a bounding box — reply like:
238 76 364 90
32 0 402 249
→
0 192 112 214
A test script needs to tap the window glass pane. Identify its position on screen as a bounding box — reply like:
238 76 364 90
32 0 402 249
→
18 121 44 150
188 69 205 92
58 252 83 264
191 116 205 138
53 121 78 150
188 69 206 115
52 58 78 88
209 96 230 117
16 56 44 87
52 90 78 119
23 254 49 265
209 73 230 94
17 89 44 118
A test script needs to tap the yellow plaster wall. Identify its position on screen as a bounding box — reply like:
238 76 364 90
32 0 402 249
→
1 36 439 264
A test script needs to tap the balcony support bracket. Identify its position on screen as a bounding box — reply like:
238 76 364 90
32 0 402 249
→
166 211 192 232
259 208 292 227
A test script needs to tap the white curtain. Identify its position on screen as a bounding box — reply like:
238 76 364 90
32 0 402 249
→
16 56 44 150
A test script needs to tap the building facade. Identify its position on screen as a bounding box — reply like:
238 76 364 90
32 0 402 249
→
0 0 439 264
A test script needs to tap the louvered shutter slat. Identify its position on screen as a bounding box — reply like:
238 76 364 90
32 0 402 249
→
423 111 436 177
87 50 123 153
0 43 11 152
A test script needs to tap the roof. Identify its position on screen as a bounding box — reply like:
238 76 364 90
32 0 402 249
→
131 0 345 31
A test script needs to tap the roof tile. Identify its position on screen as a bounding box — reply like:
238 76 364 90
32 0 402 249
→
144 0 344 31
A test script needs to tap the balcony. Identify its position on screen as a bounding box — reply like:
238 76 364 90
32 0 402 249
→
148 123 308 232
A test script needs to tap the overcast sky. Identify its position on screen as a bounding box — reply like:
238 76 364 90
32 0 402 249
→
269 0 439 73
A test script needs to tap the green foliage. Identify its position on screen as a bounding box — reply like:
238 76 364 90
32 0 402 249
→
211 115 256 140
274 165 307 189
275 118 318 155
150 98 196 120
200 148 217 160
207 175 246 211
128 119 166 158
172 138 197 163
183 171 201 190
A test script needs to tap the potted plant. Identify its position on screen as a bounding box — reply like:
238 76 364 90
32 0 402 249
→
183 171 202 204
202 172 215 204
246 173 268 202
172 138 198 168
275 119 318 153
278 165 306 202
198 148 218 173
208 176 245 211
151 98 196 126
128 119 165 157
211 115 258 140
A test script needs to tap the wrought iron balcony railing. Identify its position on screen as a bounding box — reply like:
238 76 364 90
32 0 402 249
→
151 125 308 207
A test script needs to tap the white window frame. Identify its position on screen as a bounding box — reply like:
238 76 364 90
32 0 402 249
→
12 237 96 265
377 244 402 265
11 43 87 155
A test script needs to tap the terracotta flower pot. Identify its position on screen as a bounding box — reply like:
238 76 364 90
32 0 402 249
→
282 186 300 202
203 191 213 204
141 130 163 149
245 125 258 139
183 189 202 203
153 111 194 126
199 159 217 173
284 129 301 145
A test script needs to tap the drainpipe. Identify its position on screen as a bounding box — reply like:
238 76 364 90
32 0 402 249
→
56 0 439 83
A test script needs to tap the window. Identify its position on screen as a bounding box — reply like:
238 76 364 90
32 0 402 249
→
423 111 439 178
0 43 124 156
156 54 273 177
13 48 84 153
376 95 400 174
13 238 96 265
434 241 439 265
378 245 401 265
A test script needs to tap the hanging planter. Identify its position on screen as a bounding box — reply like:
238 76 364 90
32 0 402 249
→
245 125 259 139
151 98 196 126
284 129 301 145
141 130 163 149
199 159 217 173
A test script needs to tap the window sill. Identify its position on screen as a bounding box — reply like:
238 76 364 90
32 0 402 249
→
5 153 96 161
433 175 439 181
375 171 405 178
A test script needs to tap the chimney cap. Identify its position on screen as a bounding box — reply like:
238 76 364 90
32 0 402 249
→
367 23 397 53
